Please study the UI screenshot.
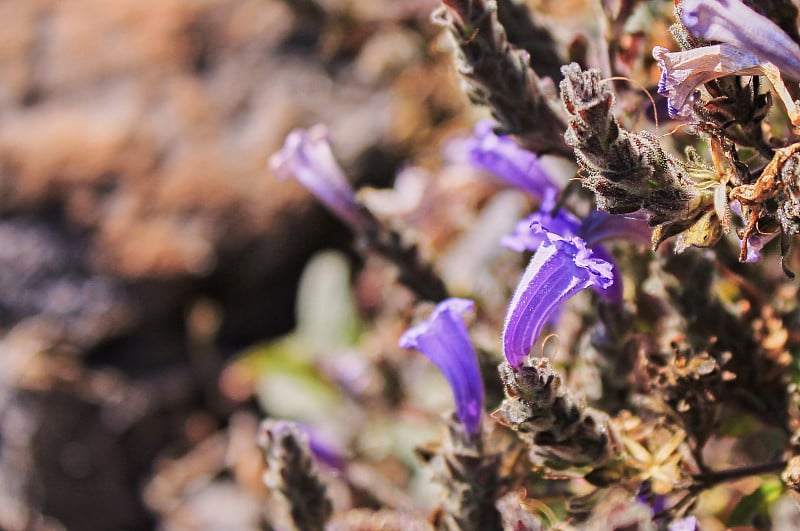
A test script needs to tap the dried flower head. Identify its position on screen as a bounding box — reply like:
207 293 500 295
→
259 419 333 531
497 358 613 468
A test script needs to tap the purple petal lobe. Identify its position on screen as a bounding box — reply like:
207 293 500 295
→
502 230 614 368
399 298 484 435
269 125 371 232
459 120 560 198
501 190 581 252
682 0 800 80
588 245 623 304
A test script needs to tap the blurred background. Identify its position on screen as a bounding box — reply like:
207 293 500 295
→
0 0 600 529
0 0 458 528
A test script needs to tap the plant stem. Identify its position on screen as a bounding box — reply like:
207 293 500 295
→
692 460 788 489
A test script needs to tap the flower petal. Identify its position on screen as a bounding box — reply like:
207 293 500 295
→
588 245 623 304
682 0 800 80
502 230 614 368
269 125 372 232
653 44 762 117
399 298 484 435
579 210 653 248
459 120 560 198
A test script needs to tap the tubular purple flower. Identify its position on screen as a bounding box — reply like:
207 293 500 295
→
654 44 763 118
502 196 641 304
269 125 373 232
460 120 559 198
399 298 485 435
652 44 800 124
681 0 800 80
502 228 614 368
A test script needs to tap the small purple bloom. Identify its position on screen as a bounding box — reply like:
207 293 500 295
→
399 298 485 435
269 125 373 232
305 429 346 471
740 233 772 263
502 228 614 368
652 43 800 123
653 44 762 118
669 515 700 531
682 0 800 80
636 483 667 519
458 120 559 198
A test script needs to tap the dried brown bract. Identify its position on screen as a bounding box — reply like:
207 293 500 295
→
731 142 800 274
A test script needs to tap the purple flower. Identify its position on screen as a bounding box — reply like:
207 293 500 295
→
669 516 700 531
652 44 800 124
502 228 614 368
501 193 650 308
654 45 763 118
399 298 484 435
457 120 559 198
269 125 373 232
740 233 772 263
682 0 800 80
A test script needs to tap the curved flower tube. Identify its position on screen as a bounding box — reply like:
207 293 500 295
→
269 124 374 233
399 298 485 435
579 210 653 248
458 120 559 198
681 0 800 80
502 227 614 368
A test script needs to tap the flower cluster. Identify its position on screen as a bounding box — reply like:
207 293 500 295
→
261 0 800 529
461 122 649 367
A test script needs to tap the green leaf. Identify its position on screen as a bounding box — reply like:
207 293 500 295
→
726 477 784 527
718 413 760 438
